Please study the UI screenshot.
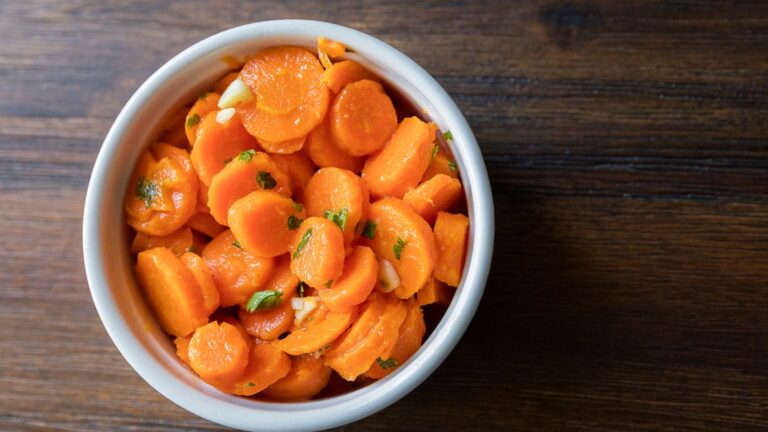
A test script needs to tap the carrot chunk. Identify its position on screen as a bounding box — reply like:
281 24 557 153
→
226 340 291 396
261 355 332 401
228 191 306 258
271 151 317 202
433 212 469 287
304 167 369 246
190 110 260 186
257 135 306 154
185 92 221 146
305 115 364 172
289 217 346 289
272 304 358 356
179 252 220 316
174 335 192 367
186 212 227 238
402 174 463 224
365 298 425 379
239 256 297 340
330 80 397 156
318 246 378 312
321 60 379 93
317 36 347 58
131 226 193 256
188 321 249 384
422 148 459 181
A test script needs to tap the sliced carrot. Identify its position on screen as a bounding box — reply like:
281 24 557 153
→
135 247 208 337
417 277 454 306
188 321 249 384
227 191 306 258
201 230 276 307
360 198 437 299
325 291 386 357
289 217 346 289
304 167 369 246
261 355 332 401
196 180 210 213
214 71 239 94
239 255 297 340
433 212 469 287
272 304 358 355
179 252 220 316
207 151 292 225
362 116 437 199
271 151 317 202
131 226 193 256
257 135 306 154
190 110 260 186
226 340 291 396
174 335 192 367
210 311 254 349
185 92 221 146
305 115 364 172
318 246 378 312
422 149 459 181
366 298 425 379
237 47 329 141
402 174 463 224
330 80 397 156
186 212 227 238
318 36 346 58
321 60 379 93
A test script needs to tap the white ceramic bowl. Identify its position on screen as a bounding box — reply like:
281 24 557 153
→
83 20 494 431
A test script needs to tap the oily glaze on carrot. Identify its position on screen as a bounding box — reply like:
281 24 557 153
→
257 135 306 154
228 191 306 257
185 92 221 146
190 110 260 186
226 340 291 396
330 80 397 156
366 298 425 379
131 226 193 256
239 255 297 340
321 60 380 93
402 174 463 224
271 151 317 202
433 212 469 287
186 212 227 238
261 355 332 401
305 115 364 172
179 252 220 316
304 167 369 246
362 116 437 199
188 321 249 384
318 246 378 312
273 303 358 355
289 217 346 289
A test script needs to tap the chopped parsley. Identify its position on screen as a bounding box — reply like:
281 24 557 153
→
186 113 200 128
448 160 457 172
324 208 349 231
432 144 440 158
245 290 282 312
256 171 277 190
362 221 377 240
287 215 303 230
376 357 398 370
135 176 159 208
393 238 407 260
238 149 256 162
293 228 312 259
443 130 453 141
231 241 242 249
293 202 304 212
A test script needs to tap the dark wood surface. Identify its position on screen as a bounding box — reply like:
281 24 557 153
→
1 0 767 430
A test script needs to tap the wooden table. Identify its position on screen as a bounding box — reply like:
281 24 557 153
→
2 1 767 430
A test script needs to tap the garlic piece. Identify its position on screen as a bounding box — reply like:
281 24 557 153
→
217 78 255 109
377 259 400 293
215 107 235 125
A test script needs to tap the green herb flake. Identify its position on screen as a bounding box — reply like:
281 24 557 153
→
198 92 208 100
362 221 377 240
256 171 277 190
376 357 398 370
287 215 303 230
296 281 305 298
393 238 407 260
135 176 159 208
324 208 349 231
294 202 304 212
443 130 453 141
231 241 242 249
186 113 200 128
246 290 282 312
324 280 333 289
247 382 255 387
448 160 457 172
293 228 313 259
238 149 256 162
432 144 440 158
223 156 233 164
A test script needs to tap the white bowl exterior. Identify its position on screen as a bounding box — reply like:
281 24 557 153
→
83 20 494 432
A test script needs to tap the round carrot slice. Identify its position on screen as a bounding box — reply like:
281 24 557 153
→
239 255 297 340
190 110 260 186
271 151 317 202
362 116 437 199
402 174 463 224
304 167 369 246
321 60 379 93
179 252 220 316
305 115 364 172
207 150 292 225
289 217 346 289
188 321 249 384
366 298 425 379
201 230 276 307
325 291 386 357
272 304 358 355
135 247 208 337
185 92 221 146
330 79 397 156
261 355 332 401
227 340 291 396
131 226 193 256
360 198 437 299
318 246 378 312
210 311 254 349
433 212 469 287
422 148 459 182
257 135 306 154
228 191 306 258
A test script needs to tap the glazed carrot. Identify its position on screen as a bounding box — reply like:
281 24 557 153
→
179 252 220 316
330 80 397 156
239 255 297 340
271 151 317 202
196 180 210 213
304 167 369 246
261 355 333 401
125 150 199 236
210 311 254 349
365 298 425 379
318 36 346 58
227 340 291 396
257 135 306 154
325 294 408 381
433 212 469 287
324 292 386 357
422 149 459 181
188 321 249 384
174 335 192 367
321 60 379 93
190 110 260 186
402 174 463 224
131 226 193 256
201 230 276 307
289 217 346 289
272 304 358 355
362 116 437 199
185 92 221 146
186 212 226 238
237 47 330 141
318 246 378 312
135 247 208 337
214 72 239 94
227 191 306 258
207 150 292 225
415 276 441 306
360 198 437 299
305 115 364 172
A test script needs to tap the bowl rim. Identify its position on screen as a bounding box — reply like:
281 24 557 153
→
83 19 494 431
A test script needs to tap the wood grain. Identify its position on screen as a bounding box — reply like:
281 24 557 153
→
1 0 767 430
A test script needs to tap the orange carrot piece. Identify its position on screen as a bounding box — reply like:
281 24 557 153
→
210 311 254 349
433 212 469 287
318 36 346 58
207 150 292 225
135 247 208 337
226 340 291 396
271 151 317 202
190 110 260 186
179 252 220 316
174 335 192 367
239 255 297 340
318 246 378 312
289 217 346 289
201 230 276 307
402 174 463 224
366 298 425 379
272 304 358 355
186 212 227 238
362 116 437 199
321 60 380 93
330 80 397 156
305 115 364 173
188 321 249 384
422 149 459 181
416 276 439 306
304 167 369 246
261 355 332 401
257 135 306 154
227 191 306 258
196 180 211 213
214 71 239 94
324 291 386 357
131 226 193 256
185 92 221 146
360 198 437 299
